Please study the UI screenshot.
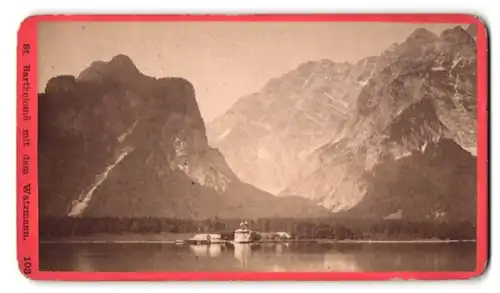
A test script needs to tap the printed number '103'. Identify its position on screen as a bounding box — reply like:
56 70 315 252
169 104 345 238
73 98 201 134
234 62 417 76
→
23 257 31 275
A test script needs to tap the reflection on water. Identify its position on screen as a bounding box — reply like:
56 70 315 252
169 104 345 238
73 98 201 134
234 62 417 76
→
323 250 361 271
73 249 94 272
40 241 476 272
189 244 222 258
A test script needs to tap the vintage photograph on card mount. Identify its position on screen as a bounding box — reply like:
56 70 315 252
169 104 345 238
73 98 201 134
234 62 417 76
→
17 14 488 281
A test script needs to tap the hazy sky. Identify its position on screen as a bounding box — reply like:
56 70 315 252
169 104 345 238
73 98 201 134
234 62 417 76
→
38 21 461 122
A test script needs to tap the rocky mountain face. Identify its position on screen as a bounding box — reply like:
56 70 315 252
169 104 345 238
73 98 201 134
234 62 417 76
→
280 25 478 221
347 138 477 221
38 55 330 219
208 57 378 194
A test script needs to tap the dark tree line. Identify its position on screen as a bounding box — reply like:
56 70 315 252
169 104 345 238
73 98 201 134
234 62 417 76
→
39 216 476 241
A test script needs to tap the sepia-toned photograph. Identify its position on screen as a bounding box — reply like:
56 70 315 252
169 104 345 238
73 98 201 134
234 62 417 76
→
36 19 480 273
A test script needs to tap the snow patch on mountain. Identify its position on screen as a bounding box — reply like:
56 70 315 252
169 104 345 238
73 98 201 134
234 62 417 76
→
68 147 133 217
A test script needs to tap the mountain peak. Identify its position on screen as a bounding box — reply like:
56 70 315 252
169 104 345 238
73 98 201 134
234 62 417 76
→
441 25 475 44
109 54 138 70
386 42 399 51
77 54 141 82
296 59 335 71
379 42 400 59
405 28 438 44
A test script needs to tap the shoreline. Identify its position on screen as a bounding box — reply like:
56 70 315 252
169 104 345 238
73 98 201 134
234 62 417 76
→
40 238 477 245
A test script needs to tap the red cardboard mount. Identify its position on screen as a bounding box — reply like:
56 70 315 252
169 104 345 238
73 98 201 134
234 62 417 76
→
17 14 489 281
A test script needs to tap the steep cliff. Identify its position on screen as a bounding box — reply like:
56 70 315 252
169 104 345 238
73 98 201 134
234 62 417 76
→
38 55 330 219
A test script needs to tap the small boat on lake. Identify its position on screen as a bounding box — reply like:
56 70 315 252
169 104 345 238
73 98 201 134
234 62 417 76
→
187 233 222 245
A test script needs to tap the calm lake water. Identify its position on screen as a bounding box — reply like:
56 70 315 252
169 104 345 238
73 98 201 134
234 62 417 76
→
39 241 476 272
